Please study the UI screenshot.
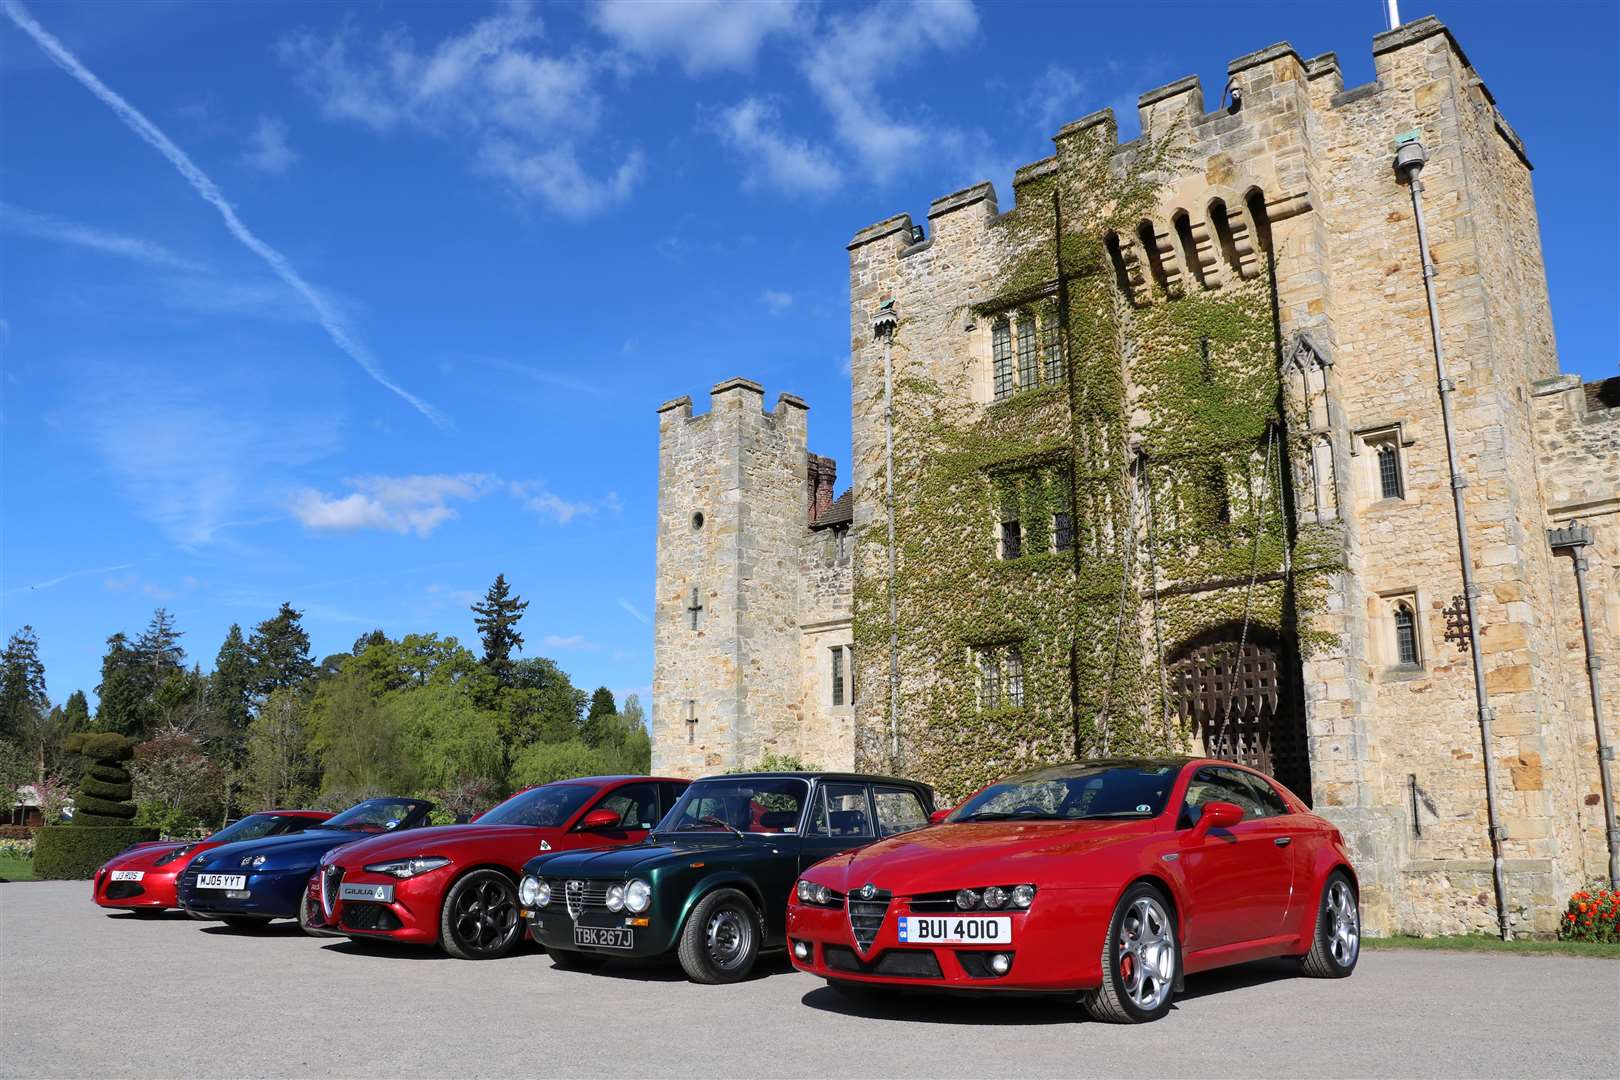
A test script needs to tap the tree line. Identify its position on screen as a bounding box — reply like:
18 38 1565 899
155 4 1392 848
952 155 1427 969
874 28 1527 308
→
0 573 648 832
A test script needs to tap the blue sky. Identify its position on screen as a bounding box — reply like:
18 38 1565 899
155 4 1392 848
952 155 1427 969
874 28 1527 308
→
2 0 1615 712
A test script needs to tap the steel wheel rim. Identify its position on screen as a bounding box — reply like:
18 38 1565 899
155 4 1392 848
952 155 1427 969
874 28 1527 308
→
706 906 753 970
454 879 517 954
1326 880 1359 967
1118 896 1174 1011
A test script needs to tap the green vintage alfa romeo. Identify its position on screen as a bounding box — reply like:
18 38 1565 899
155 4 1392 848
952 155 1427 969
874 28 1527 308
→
519 771 935 982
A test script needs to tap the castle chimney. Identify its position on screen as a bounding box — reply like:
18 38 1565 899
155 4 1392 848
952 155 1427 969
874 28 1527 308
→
806 454 836 523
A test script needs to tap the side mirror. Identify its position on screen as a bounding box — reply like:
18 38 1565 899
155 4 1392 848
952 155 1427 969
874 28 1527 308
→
453 813 473 825
579 808 622 831
1194 801 1244 833
928 807 954 824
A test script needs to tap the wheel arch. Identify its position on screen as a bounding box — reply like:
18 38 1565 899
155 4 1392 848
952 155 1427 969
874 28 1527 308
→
674 872 768 937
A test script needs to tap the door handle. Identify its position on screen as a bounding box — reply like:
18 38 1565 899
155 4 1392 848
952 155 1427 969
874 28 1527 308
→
1274 836 1292 847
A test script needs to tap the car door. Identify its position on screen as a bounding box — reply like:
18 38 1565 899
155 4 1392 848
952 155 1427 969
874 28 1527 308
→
799 780 877 873
576 782 660 846
1177 766 1294 951
1231 769 1302 934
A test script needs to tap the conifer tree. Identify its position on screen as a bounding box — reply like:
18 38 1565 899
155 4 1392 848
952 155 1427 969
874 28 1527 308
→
95 632 150 736
471 574 528 684
248 603 315 698
583 687 616 747
0 626 47 743
208 624 254 753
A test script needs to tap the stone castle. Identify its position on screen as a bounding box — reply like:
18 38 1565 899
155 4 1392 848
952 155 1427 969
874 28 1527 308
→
651 17 1617 936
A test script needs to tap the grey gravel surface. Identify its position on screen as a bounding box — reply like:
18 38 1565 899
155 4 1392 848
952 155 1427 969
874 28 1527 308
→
3 881 1616 1079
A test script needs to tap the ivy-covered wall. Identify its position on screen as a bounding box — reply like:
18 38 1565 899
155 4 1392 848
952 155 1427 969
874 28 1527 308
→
850 124 1339 802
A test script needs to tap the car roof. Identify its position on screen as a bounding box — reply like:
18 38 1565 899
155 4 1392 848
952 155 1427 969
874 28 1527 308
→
540 775 689 786
692 771 931 790
258 809 333 818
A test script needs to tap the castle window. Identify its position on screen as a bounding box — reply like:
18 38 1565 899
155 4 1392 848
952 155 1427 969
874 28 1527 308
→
1016 314 1040 389
1001 517 1023 560
974 644 1024 710
1053 511 1074 553
830 645 846 706
1357 426 1411 505
977 647 1001 708
1041 306 1062 383
1377 444 1404 500
992 318 1014 400
1394 603 1419 666
1004 647 1024 707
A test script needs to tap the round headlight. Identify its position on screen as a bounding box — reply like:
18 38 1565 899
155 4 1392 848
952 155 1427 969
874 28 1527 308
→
625 879 651 913
519 876 540 907
1011 884 1036 908
536 880 552 907
606 883 626 912
982 886 1007 909
812 884 831 905
796 880 814 903
955 888 979 910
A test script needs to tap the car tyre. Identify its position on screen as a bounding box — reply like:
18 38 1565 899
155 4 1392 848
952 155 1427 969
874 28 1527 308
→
1300 870 1360 978
440 869 523 960
549 948 607 971
220 915 272 930
677 887 761 984
1083 882 1179 1024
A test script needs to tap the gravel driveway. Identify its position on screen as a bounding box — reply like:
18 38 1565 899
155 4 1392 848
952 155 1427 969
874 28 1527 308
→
2 881 1615 1079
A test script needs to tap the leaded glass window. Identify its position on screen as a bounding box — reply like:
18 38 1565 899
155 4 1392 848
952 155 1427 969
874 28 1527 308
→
1017 314 1039 389
1004 647 1024 707
1041 307 1062 382
1377 443 1404 500
1394 604 1418 665
992 319 1013 400
977 647 1000 708
830 645 846 706
1054 511 1074 553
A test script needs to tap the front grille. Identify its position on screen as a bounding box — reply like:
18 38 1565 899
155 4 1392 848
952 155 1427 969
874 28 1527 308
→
847 887 891 950
907 891 962 913
341 903 402 932
179 869 198 896
823 945 941 979
105 882 145 900
557 879 614 918
322 865 342 919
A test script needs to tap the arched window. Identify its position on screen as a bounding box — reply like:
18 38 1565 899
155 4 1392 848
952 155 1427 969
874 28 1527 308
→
1394 603 1419 665
1377 443 1404 500
991 318 1013 400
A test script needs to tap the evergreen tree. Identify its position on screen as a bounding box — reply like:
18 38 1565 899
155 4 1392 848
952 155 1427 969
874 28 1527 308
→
207 624 254 755
0 626 48 743
471 574 528 684
582 686 617 747
133 608 185 684
352 629 389 656
61 690 90 730
243 687 315 809
248 602 315 698
95 632 151 736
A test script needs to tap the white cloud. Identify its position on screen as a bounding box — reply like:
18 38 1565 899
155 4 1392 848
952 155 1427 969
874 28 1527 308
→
761 288 794 313
279 2 641 217
802 0 978 181
0 200 203 271
713 98 840 194
509 481 619 524
292 473 501 537
240 115 299 173
2 0 445 428
591 0 806 73
617 598 650 625
1023 64 1088 134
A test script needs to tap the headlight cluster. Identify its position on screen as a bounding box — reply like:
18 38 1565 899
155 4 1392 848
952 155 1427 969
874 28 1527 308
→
154 844 194 867
240 854 268 868
519 876 550 907
363 856 450 879
795 880 842 907
606 879 652 913
955 884 1035 910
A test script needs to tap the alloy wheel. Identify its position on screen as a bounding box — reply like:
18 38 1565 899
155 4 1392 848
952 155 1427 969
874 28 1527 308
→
1326 879 1359 967
1117 895 1174 1012
453 878 517 954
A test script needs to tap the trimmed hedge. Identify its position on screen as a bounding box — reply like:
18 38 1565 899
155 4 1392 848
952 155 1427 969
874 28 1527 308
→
34 825 158 880
65 732 138 826
80 776 134 802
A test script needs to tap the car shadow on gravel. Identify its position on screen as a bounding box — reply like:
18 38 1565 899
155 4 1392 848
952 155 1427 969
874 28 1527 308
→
547 951 798 984
103 910 191 921
199 921 307 937
318 937 550 961
798 957 1309 1026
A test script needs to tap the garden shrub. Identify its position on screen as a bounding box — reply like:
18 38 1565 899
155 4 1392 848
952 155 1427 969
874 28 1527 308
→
0 824 34 840
0 837 35 859
1558 887 1618 943
34 825 158 879
63 733 138 825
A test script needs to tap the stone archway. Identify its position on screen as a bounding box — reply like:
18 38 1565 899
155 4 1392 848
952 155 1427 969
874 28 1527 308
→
1168 625 1312 804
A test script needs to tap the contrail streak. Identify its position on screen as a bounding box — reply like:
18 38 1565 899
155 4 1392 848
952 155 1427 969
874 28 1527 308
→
2 0 448 429
2 562 136 596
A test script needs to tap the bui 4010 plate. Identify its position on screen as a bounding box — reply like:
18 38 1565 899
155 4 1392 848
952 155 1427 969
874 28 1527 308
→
897 916 1013 945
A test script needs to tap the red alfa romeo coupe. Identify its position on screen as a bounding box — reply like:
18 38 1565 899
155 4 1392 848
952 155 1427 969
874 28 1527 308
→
306 775 687 959
92 810 332 913
787 757 1359 1022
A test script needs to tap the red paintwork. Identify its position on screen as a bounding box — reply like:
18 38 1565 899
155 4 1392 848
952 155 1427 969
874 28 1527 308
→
788 759 1356 993
306 776 686 950
91 811 333 911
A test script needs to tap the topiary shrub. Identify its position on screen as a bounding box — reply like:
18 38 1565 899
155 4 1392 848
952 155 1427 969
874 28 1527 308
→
63 733 138 825
34 825 157 879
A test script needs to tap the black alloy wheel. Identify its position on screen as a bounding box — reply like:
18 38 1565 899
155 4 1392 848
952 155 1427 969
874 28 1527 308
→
440 869 522 960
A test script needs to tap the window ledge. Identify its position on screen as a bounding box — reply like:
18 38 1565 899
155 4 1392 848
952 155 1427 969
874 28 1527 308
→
1363 496 1411 514
1378 663 1428 682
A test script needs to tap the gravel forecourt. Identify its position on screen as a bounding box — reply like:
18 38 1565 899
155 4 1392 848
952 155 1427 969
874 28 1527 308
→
2 881 1616 1079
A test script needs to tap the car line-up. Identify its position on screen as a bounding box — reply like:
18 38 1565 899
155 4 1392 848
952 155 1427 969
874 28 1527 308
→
94 757 1359 1023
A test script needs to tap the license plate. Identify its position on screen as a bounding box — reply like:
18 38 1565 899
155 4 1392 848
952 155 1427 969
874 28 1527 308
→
898 916 1013 945
573 926 634 949
110 870 144 882
339 883 395 903
195 874 247 890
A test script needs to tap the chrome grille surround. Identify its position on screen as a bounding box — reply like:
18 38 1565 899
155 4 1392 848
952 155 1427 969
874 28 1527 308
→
847 884 892 952
322 865 342 920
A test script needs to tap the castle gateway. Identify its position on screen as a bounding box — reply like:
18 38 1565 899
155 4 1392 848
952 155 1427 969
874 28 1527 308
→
652 18 1618 938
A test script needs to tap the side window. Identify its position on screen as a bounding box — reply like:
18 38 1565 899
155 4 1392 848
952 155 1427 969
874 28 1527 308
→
1237 772 1289 818
659 782 687 819
812 783 873 840
1180 767 1262 826
873 785 928 837
591 783 660 830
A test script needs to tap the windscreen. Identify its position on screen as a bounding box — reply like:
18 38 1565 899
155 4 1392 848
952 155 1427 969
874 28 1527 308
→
476 785 595 827
658 778 808 835
951 764 1181 822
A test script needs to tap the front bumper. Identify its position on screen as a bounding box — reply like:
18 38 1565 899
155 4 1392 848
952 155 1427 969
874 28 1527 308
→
524 905 675 959
178 866 311 918
304 867 444 945
786 890 1112 992
93 867 181 909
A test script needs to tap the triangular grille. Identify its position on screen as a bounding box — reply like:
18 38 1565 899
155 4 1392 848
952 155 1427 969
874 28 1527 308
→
846 887 891 951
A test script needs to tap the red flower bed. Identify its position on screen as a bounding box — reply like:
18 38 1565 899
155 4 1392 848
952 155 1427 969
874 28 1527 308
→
1558 887 1619 944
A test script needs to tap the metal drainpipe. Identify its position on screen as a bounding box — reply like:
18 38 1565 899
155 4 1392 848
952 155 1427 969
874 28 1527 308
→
1549 521 1619 889
873 302 901 769
1395 138 1512 940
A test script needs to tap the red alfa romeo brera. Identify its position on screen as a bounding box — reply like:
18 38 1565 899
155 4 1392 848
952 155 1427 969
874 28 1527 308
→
305 775 688 959
92 810 332 913
787 757 1360 1022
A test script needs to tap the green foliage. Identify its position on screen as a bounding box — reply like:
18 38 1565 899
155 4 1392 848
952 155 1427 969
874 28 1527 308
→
726 752 819 774
131 729 226 832
33 825 158 880
510 740 612 787
94 632 150 736
248 602 316 698
307 662 411 794
0 626 48 743
496 656 588 769
242 687 315 809
206 624 255 759
583 687 616 746
386 683 503 792
0 739 30 805
471 573 529 685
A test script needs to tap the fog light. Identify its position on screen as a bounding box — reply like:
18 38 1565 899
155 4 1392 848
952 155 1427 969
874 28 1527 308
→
989 952 1011 976
793 940 809 961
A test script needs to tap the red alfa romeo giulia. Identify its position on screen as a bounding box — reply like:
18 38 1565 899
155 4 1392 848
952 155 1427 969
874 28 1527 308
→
305 775 687 959
787 757 1359 1022
92 810 332 913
